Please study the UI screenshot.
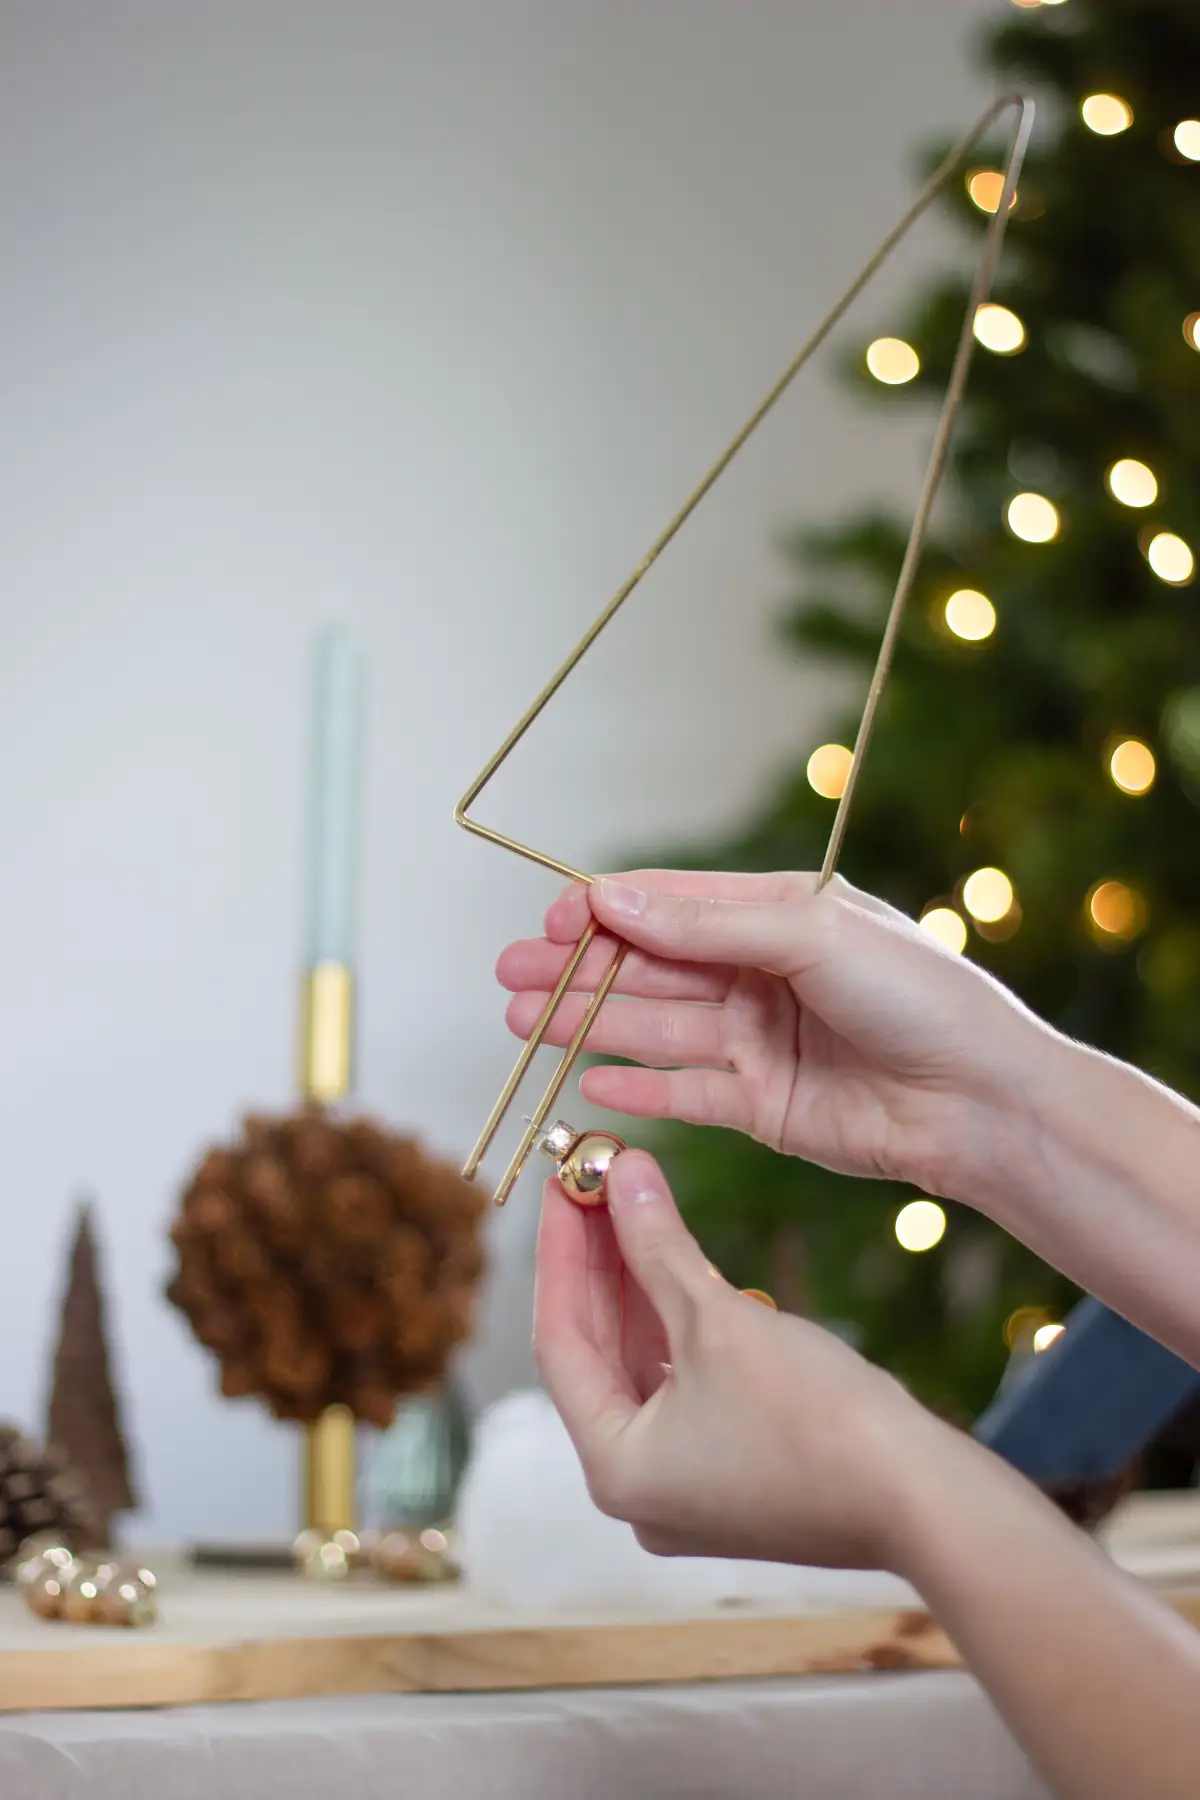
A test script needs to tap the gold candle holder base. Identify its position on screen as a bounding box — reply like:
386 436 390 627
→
302 1404 357 1536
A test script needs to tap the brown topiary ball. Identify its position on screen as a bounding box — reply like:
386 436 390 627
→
165 1109 487 1427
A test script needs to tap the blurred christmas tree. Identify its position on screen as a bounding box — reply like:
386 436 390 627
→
620 0 1200 1422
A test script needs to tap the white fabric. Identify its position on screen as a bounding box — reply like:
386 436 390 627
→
0 1676 1048 1800
457 1391 917 1613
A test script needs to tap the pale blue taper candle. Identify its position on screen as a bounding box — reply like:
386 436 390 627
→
304 625 364 967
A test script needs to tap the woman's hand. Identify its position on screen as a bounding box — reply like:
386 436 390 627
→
500 869 1054 1205
536 1149 1200 1800
535 1147 928 1570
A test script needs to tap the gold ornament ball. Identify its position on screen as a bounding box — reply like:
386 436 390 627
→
24 1567 69 1620
302 1537 350 1581
558 1131 627 1205
292 1528 326 1568
93 1561 159 1627
61 1568 102 1624
371 1529 454 1583
16 1534 76 1574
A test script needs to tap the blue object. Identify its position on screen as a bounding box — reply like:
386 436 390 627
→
973 1296 1200 1482
304 624 364 966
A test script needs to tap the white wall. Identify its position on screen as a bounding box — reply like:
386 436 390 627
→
0 0 995 1541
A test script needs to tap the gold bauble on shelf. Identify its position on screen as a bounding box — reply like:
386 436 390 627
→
24 1564 71 1620
16 1544 159 1628
371 1525 458 1584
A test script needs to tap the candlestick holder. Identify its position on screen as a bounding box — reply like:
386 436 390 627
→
298 961 357 1538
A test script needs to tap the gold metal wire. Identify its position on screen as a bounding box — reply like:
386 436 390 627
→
457 93 1035 1205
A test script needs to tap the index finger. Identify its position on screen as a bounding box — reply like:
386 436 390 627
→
544 870 814 944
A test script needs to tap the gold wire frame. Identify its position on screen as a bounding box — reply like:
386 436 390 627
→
456 93 1036 1206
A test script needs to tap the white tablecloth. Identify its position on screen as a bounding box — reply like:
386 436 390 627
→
0 1674 1048 1800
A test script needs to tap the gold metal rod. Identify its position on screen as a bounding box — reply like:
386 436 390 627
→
456 93 1035 1204
455 93 1034 884
817 96 1035 891
462 920 599 1180
492 944 629 1205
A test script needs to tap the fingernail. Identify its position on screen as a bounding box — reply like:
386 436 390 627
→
607 1150 665 1209
595 878 648 921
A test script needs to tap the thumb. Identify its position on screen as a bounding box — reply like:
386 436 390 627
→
590 876 825 973
604 1151 719 1344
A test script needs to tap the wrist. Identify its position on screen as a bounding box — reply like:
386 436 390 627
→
925 1015 1078 1227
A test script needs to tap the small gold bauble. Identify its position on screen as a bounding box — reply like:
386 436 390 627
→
16 1545 77 1593
537 1120 627 1206
24 1567 69 1620
740 1288 778 1310
16 1534 75 1574
109 1580 158 1628
292 1528 325 1567
92 1562 159 1626
302 1537 350 1581
61 1568 102 1625
371 1528 455 1583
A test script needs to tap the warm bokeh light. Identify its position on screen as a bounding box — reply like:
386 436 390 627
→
919 906 968 955
963 867 1014 923
1174 120 1200 162
1109 739 1156 795
1081 94 1133 136
1033 1322 1066 1353
1146 532 1195 585
894 1200 947 1254
945 588 996 641
1004 1306 1052 1350
973 303 1026 354
1105 458 1157 508
967 170 1016 214
1006 492 1060 543
806 742 852 800
1185 314 1200 353
1088 879 1146 940
866 337 919 385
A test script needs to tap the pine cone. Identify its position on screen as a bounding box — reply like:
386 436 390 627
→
165 1108 488 1428
0 1424 102 1564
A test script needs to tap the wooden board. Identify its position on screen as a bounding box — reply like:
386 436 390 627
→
1 1491 1197 1714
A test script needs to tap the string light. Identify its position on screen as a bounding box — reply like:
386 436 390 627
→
1108 739 1156 795
962 867 1015 923
894 1200 947 1253
1105 459 1157 508
1006 492 1060 543
973 304 1026 354
865 338 919 384
920 905 968 955
1185 314 1200 353
806 743 852 799
1146 532 1195 585
1174 121 1200 162
944 588 996 641
1004 1306 1051 1350
966 171 1016 215
1088 879 1147 940
1033 1322 1066 1353
1081 94 1133 136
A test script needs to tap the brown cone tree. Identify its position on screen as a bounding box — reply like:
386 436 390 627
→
45 1203 138 1544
